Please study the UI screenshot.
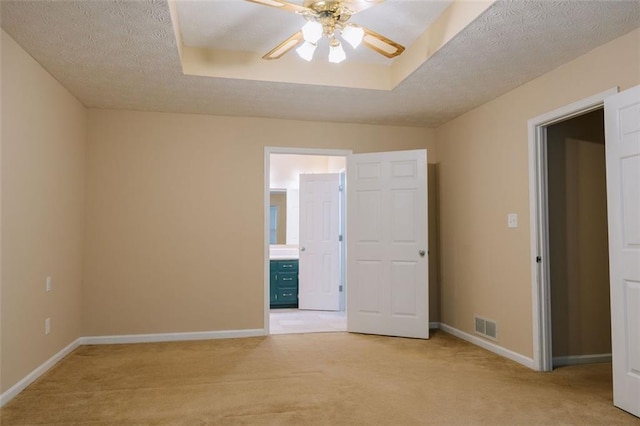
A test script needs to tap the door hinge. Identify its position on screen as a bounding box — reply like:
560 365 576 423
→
339 184 344 192
339 285 343 292
338 234 343 242
536 256 542 263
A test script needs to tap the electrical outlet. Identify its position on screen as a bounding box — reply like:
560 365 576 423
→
46 276 52 292
507 213 518 228
45 318 51 335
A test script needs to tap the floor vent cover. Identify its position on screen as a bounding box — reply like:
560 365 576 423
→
474 316 498 341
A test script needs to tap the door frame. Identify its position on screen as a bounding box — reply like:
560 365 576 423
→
264 147 352 334
528 87 618 371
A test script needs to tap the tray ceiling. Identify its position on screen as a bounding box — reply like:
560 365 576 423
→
176 0 452 65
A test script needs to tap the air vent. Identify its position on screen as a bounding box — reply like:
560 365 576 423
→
474 316 498 341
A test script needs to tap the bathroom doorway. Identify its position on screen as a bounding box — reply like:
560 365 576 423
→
265 148 351 334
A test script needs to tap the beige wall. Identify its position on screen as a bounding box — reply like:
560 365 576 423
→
1 31 87 392
435 28 640 358
83 110 436 336
548 136 610 357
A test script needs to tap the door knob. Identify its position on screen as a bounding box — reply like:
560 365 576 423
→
419 250 426 257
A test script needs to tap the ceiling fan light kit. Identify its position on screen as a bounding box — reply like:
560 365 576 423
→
296 40 318 61
341 24 364 49
246 0 405 62
302 20 323 43
328 38 346 63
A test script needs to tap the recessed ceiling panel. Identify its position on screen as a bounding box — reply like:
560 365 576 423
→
176 0 452 64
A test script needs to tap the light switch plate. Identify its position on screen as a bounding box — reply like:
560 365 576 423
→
507 213 518 228
46 276 52 292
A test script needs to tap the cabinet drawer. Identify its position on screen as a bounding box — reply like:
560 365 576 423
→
278 287 298 303
277 271 298 285
277 260 298 272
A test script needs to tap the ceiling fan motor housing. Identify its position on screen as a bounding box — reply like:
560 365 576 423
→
303 1 352 36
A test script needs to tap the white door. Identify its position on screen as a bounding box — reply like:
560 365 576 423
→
298 173 341 311
347 150 429 339
605 85 640 417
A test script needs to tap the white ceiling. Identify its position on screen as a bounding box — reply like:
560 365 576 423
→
1 0 639 128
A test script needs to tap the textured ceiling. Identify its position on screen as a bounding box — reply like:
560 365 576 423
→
1 0 639 128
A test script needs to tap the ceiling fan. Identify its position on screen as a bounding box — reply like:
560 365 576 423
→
246 0 405 63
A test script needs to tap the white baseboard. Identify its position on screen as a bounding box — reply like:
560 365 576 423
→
429 322 440 330
553 353 612 367
438 323 535 369
0 338 81 408
80 328 265 345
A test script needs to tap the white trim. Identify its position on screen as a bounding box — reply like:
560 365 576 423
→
0 338 82 407
527 87 618 372
264 147 352 335
553 353 612 367
267 147 353 157
80 329 265 345
264 148 271 335
439 323 535 369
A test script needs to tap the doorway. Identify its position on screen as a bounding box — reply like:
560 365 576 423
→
528 87 617 371
530 86 640 417
546 109 611 367
264 148 351 335
265 147 431 340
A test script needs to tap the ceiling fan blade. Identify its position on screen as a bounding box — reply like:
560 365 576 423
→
339 0 385 15
263 31 304 60
245 0 308 14
361 26 405 59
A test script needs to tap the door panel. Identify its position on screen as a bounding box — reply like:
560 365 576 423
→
605 85 640 417
356 260 382 314
347 149 428 339
391 261 418 316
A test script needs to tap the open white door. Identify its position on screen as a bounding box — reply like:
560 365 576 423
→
298 173 340 311
605 85 640 417
347 150 428 339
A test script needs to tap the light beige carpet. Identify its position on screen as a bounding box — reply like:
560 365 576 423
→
1 331 637 425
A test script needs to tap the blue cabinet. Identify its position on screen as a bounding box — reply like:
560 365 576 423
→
270 259 299 308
